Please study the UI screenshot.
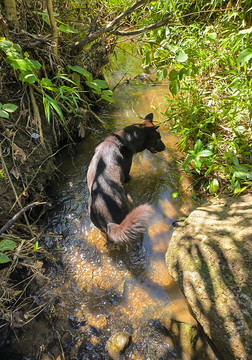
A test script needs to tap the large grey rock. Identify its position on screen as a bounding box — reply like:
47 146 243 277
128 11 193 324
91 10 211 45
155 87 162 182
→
166 194 252 360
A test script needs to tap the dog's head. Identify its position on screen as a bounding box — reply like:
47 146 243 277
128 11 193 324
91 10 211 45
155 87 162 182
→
141 113 165 153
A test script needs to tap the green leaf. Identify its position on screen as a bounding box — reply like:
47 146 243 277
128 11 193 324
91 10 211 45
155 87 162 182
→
46 95 64 122
33 241 39 251
207 32 217 41
169 79 180 96
93 79 109 89
19 72 38 84
43 97 51 123
41 78 53 87
101 94 114 103
232 165 252 180
0 253 10 264
9 58 30 71
237 48 252 63
176 51 188 63
169 69 178 81
2 103 18 112
85 81 101 94
194 139 203 153
58 24 79 34
0 239 16 252
172 192 178 198
209 179 219 194
28 59 42 70
156 68 167 81
194 157 202 171
197 150 213 157
179 68 188 80
0 109 9 118
67 65 93 81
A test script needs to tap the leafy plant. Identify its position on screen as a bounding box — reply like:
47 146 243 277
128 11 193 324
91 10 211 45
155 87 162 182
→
141 2 252 195
0 38 113 124
0 102 18 119
68 65 114 103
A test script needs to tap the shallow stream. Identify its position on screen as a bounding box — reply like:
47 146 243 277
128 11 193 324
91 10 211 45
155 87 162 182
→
1 70 204 358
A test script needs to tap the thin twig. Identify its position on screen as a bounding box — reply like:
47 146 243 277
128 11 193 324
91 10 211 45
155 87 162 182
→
0 202 47 235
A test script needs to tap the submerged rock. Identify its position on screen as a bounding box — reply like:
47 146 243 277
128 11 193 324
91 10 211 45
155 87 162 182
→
106 331 131 359
166 194 252 360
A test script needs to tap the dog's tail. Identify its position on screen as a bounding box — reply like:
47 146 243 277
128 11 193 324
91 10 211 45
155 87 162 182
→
107 204 154 244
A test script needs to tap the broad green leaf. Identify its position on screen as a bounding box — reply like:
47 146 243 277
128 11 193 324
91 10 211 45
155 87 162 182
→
209 179 219 194
85 81 101 94
9 58 29 71
0 109 9 118
169 69 178 81
194 139 203 153
169 79 180 96
93 79 109 89
19 72 37 84
0 253 10 264
28 59 42 70
2 103 18 112
179 68 188 80
0 239 16 252
101 94 114 103
0 239 15 253
194 157 202 171
102 89 113 96
238 48 252 63
67 65 93 82
176 51 188 63
41 78 53 87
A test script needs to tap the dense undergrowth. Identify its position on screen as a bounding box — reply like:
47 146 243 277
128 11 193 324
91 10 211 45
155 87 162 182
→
140 0 252 195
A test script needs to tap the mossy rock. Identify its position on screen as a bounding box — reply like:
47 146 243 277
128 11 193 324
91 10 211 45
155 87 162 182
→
166 194 252 360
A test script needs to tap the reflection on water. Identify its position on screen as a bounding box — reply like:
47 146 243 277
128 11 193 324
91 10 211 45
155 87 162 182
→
4 83 200 359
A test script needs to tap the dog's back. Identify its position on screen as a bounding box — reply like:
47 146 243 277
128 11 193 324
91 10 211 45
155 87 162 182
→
87 113 165 244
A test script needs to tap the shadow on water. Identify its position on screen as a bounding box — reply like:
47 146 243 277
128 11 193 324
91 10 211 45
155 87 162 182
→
0 83 205 359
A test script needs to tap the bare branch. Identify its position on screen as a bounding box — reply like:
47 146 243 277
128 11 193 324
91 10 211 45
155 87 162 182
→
114 14 174 36
70 0 173 54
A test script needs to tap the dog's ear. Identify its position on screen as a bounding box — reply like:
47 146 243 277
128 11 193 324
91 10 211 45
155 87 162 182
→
144 113 153 123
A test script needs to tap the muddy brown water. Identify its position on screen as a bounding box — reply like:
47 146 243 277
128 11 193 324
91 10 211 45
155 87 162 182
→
2 84 201 359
